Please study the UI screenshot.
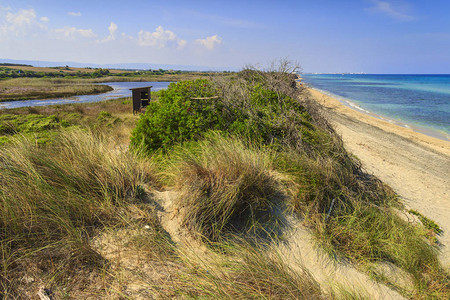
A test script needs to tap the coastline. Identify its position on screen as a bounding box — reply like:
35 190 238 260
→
308 87 450 266
311 86 449 142
308 87 450 156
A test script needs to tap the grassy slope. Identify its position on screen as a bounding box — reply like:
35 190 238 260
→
0 98 338 299
130 69 448 298
0 68 448 299
0 97 137 145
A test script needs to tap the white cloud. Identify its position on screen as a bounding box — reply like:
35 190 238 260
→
0 7 97 43
178 39 187 49
97 22 118 43
367 0 415 21
0 8 47 37
195 35 222 50
68 11 81 17
53 26 96 39
137 25 186 49
108 22 118 38
5 8 36 28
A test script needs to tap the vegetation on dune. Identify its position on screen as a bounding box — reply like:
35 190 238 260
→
0 99 333 298
131 61 449 298
0 129 152 296
130 79 224 153
164 133 292 242
161 240 328 299
130 74 326 156
0 61 448 298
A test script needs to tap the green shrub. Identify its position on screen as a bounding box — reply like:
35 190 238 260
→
130 78 328 155
130 79 228 154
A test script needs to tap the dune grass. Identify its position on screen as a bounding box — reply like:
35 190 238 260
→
159 240 328 299
271 135 448 297
157 129 448 297
160 133 294 242
131 63 449 298
0 125 332 298
0 129 152 296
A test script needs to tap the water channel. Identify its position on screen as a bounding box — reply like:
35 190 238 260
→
0 81 172 110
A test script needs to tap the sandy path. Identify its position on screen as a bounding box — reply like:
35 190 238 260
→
276 218 406 299
154 190 406 298
308 88 450 267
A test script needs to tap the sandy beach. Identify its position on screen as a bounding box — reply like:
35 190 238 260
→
308 88 450 267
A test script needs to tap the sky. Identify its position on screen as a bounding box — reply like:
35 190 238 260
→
0 0 449 73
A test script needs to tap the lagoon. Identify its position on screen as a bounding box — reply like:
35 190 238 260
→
0 81 172 110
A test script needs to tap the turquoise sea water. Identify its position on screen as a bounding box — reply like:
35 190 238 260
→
302 74 450 140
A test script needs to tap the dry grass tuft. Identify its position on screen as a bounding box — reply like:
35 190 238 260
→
163 239 328 299
164 133 294 242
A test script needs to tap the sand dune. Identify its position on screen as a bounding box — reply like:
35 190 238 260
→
308 88 450 268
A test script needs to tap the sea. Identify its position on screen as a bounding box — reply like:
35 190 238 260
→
301 74 450 141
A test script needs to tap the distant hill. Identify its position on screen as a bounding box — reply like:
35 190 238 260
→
0 59 237 72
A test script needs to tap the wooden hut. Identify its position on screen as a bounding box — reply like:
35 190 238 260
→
130 86 152 114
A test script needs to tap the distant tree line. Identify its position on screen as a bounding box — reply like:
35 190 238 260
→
0 67 191 79
0 63 34 67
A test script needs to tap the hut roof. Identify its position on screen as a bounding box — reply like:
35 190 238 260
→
129 86 153 90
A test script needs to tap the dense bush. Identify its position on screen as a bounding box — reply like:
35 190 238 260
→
130 79 228 153
130 77 328 155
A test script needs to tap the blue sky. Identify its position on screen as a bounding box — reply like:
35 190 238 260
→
0 0 449 73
